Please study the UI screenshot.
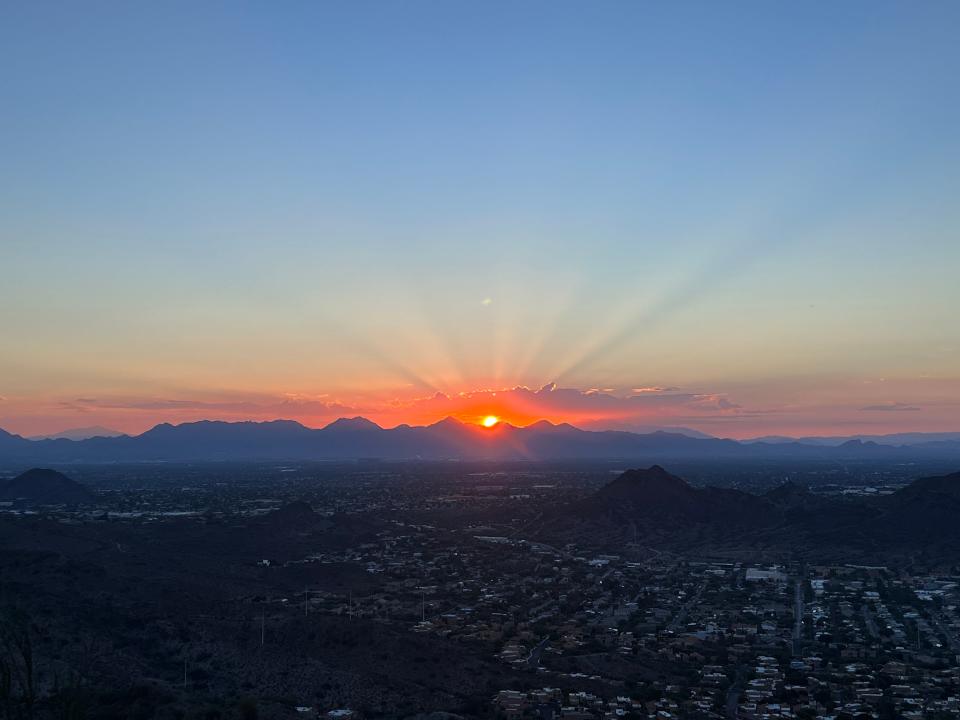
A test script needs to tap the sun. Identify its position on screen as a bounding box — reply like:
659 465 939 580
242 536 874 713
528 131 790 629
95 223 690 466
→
481 415 499 428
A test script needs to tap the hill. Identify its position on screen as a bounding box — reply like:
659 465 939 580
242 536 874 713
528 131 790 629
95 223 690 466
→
0 468 95 505
539 466 960 566
593 465 769 525
892 469 960 501
536 465 778 551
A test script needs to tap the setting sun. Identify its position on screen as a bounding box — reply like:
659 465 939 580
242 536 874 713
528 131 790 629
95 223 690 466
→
481 415 499 428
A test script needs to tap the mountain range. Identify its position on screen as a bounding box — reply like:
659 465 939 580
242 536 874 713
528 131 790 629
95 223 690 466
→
742 431 960 446
1 417 960 463
27 425 125 441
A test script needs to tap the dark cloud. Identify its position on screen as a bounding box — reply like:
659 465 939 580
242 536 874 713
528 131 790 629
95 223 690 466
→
860 402 921 412
58 396 360 417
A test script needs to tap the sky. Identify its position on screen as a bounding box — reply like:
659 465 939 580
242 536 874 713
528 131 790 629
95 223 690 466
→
1 2 959 439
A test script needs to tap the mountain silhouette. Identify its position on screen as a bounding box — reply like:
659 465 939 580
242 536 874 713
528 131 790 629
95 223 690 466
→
591 465 771 525
323 417 382 432
540 466 960 565
0 428 31 452
0 468 95 505
892 469 960 501
745 431 960 447
28 426 124 441
0 417 959 463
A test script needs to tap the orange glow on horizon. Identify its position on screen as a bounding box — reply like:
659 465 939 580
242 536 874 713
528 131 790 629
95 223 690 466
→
6 378 953 440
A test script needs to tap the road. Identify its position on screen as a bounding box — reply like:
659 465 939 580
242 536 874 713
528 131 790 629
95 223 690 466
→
667 581 707 633
725 665 745 719
931 611 960 654
525 636 550 668
862 604 879 639
793 577 804 657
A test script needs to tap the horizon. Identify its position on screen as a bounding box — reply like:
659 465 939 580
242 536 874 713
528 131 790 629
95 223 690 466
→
10 411 960 444
2 3 959 439
3 378 959 440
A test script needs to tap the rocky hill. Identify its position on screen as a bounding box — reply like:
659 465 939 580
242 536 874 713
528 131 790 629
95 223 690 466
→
0 468 95 505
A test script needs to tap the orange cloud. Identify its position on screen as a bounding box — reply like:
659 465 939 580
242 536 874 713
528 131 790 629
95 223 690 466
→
33 384 754 434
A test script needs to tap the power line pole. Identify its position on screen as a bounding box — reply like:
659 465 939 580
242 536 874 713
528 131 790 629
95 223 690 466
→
260 613 265 648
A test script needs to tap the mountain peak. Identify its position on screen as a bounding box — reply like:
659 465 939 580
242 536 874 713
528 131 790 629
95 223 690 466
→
839 438 880 448
428 416 467 429
627 464 675 479
597 465 691 502
323 417 382 432
0 468 94 505
523 419 581 433
29 425 124 441
575 465 771 529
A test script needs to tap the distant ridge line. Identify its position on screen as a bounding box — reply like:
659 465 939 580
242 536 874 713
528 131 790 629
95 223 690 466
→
1 417 960 463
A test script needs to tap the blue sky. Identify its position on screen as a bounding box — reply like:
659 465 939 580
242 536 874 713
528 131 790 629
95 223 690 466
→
1 2 959 436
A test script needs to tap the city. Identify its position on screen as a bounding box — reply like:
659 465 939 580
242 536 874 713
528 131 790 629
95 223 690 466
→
2 460 959 718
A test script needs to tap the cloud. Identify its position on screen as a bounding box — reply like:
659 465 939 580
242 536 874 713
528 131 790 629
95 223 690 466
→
860 402 921 412
46 382 766 433
367 383 763 428
58 395 360 418
57 398 98 411
689 394 742 411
